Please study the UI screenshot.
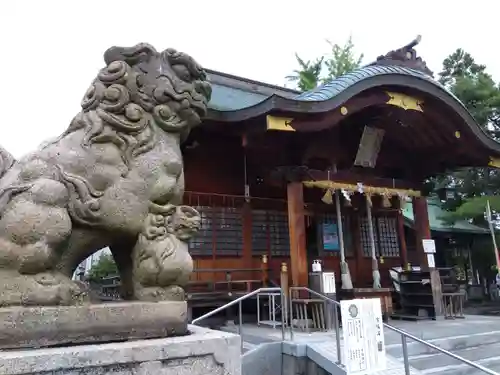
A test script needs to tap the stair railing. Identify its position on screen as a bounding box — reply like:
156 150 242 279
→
191 287 286 351
289 287 342 363
290 286 499 375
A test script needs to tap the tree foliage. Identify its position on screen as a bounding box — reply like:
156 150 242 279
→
286 36 364 92
285 54 324 92
87 253 118 282
323 38 364 81
432 49 500 225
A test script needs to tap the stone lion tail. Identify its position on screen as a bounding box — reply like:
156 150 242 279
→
0 145 15 180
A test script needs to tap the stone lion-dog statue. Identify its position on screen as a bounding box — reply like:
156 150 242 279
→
0 43 211 306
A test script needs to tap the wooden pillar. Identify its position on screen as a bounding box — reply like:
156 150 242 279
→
287 182 308 287
396 210 409 269
242 202 253 265
413 196 444 318
261 254 269 287
351 214 363 287
413 197 431 265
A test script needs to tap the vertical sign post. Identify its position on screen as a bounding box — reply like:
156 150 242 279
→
486 200 500 269
341 298 386 374
422 239 436 268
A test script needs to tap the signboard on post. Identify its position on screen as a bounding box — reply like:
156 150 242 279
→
486 200 500 269
422 239 436 253
340 298 386 374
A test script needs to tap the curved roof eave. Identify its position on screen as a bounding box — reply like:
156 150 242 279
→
207 65 500 156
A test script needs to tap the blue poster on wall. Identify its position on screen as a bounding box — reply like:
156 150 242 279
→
323 222 340 251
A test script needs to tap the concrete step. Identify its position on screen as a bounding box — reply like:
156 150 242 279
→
386 330 500 357
242 341 256 354
390 341 500 375
418 354 500 375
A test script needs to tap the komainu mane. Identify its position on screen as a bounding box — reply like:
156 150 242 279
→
0 43 211 306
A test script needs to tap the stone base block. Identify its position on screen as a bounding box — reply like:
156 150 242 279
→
0 325 241 375
0 301 187 350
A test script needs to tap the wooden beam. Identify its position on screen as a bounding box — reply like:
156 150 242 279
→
288 93 388 132
287 182 308 288
412 196 444 318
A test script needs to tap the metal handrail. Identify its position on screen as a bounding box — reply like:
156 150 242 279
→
191 287 286 351
290 286 499 375
289 287 342 363
191 285 498 375
385 324 499 375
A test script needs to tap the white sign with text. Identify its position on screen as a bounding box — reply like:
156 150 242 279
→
322 272 336 294
340 298 386 374
422 239 436 253
427 253 435 268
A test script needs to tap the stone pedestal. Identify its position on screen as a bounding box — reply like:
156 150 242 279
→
0 325 241 375
0 301 188 350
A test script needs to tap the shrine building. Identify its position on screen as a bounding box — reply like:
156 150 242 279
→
182 37 500 317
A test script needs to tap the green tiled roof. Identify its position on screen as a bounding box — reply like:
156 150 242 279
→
208 65 437 112
206 70 299 112
208 83 268 111
402 198 489 234
295 65 434 101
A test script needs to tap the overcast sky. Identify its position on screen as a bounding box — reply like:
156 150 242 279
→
1 0 498 158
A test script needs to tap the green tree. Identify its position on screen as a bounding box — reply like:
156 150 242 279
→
434 49 500 224
88 253 118 282
286 36 364 92
285 54 324 92
323 37 364 83
438 49 486 87
439 49 500 138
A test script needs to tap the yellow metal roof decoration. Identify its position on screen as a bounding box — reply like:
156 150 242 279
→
385 92 423 112
303 180 421 197
266 115 296 132
489 157 500 169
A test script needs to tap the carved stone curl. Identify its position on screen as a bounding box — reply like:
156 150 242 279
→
0 43 211 306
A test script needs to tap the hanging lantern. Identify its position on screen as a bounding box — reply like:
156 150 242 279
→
322 189 333 205
381 193 392 208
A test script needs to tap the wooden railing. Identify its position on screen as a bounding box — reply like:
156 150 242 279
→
189 267 269 294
